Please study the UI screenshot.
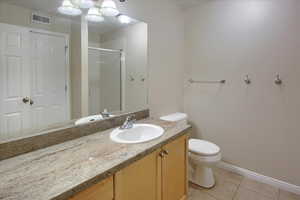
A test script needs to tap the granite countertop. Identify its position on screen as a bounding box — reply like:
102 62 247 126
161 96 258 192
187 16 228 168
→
0 119 191 200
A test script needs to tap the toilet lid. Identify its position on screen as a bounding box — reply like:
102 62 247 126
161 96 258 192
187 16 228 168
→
189 139 220 156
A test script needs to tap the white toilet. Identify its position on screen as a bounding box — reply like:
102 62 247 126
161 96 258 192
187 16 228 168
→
189 139 221 188
160 113 221 188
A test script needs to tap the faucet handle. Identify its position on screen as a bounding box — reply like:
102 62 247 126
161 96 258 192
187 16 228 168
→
126 115 135 121
101 109 111 118
120 115 136 130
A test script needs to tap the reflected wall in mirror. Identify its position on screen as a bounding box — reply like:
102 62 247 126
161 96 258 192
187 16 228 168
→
88 15 148 116
0 0 148 142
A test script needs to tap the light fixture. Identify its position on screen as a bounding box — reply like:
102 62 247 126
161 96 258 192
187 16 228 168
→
58 0 82 16
86 7 104 22
118 14 131 24
73 0 95 9
100 0 119 17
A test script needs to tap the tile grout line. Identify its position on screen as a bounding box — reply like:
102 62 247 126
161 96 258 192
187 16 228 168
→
204 190 218 200
190 168 300 200
189 181 218 200
238 184 280 200
277 189 281 200
231 176 244 200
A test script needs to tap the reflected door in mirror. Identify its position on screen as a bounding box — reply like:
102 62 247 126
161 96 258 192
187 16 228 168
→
30 31 69 130
0 23 70 140
0 23 31 139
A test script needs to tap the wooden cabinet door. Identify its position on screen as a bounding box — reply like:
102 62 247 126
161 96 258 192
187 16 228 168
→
162 135 188 200
69 176 113 200
115 150 161 200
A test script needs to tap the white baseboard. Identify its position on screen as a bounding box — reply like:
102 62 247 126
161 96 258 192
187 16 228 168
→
217 161 300 195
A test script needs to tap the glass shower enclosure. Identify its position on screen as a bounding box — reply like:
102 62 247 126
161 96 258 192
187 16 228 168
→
88 47 123 115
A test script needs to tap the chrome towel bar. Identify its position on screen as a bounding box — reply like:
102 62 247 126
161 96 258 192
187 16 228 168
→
189 79 226 84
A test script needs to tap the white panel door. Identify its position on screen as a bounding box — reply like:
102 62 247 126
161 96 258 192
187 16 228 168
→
30 32 69 130
0 23 31 139
0 23 70 140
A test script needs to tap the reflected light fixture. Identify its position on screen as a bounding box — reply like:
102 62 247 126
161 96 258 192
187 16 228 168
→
100 0 120 17
118 14 131 24
58 0 82 16
86 7 104 22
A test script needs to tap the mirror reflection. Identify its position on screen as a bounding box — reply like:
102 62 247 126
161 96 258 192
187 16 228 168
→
0 0 148 141
88 15 148 116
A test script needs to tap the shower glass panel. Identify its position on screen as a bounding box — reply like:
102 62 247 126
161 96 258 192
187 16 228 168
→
88 48 122 115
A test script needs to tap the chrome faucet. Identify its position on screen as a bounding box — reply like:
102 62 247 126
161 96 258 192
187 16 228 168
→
101 109 111 118
120 115 136 130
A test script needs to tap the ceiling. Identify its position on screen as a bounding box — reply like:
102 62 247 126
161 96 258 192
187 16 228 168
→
0 0 205 13
0 0 62 14
0 0 141 34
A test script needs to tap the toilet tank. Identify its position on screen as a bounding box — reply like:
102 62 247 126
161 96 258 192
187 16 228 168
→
160 113 188 128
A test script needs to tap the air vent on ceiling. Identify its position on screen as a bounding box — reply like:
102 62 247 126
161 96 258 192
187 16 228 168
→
31 13 51 25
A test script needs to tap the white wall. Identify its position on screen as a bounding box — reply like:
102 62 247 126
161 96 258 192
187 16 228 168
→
184 0 300 186
117 0 185 117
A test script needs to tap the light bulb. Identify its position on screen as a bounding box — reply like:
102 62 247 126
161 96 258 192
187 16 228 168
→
86 7 104 22
58 0 82 16
73 0 95 9
100 0 119 17
118 15 131 24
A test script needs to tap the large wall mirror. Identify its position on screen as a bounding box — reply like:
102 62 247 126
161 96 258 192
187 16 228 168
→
0 0 148 142
88 12 148 116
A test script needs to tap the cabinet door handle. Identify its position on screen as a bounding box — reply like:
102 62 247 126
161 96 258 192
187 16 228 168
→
30 99 34 106
159 150 169 158
162 149 169 155
159 151 165 158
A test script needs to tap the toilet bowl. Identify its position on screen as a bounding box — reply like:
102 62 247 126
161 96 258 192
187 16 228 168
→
159 113 221 188
189 139 221 188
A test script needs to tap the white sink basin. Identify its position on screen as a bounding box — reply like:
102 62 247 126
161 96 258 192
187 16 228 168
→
75 115 103 125
110 124 165 144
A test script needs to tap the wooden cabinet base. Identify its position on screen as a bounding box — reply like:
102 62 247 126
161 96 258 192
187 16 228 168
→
162 135 188 200
115 149 160 200
115 134 188 200
69 176 113 200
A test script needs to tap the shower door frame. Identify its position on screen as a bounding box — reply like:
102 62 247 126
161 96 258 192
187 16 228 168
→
88 47 125 112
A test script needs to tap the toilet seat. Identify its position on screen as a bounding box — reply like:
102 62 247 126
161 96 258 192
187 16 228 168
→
189 139 220 156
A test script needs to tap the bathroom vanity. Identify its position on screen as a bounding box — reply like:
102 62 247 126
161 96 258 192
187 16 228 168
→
0 118 191 200
71 134 188 200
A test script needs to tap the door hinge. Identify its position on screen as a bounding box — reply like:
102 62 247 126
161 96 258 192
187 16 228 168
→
65 85 68 92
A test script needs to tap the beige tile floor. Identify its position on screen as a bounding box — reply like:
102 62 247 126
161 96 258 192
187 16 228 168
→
189 167 300 200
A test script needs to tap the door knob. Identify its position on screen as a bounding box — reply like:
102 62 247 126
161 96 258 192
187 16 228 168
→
22 97 30 104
